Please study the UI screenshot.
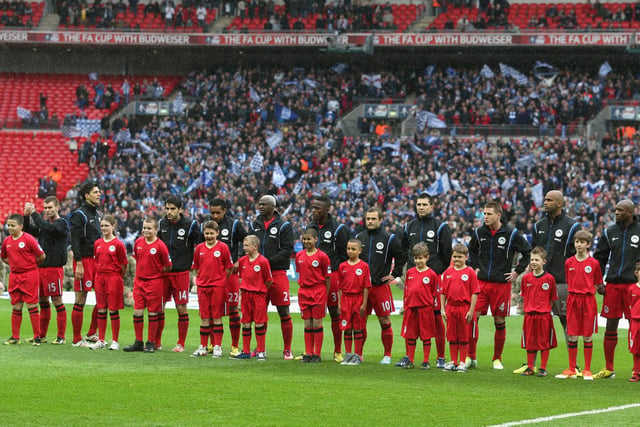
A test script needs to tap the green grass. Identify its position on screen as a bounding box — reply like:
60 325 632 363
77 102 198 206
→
0 300 639 426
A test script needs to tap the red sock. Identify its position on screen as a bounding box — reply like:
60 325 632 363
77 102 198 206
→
422 340 431 363
242 327 252 353
304 328 314 355
459 341 468 363
110 311 120 342
11 309 22 339
313 327 323 356
604 331 617 371
155 311 165 345
527 350 536 369
71 303 84 343
634 354 640 372
177 313 189 347
212 323 224 346
540 350 549 370
568 341 578 371
331 314 342 353
39 302 51 338
406 338 416 363
28 306 40 338
87 305 98 336
381 322 393 357
200 325 210 348
344 330 353 353
133 315 144 341
354 330 364 356
583 341 593 371
434 313 446 359
55 304 67 339
255 324 267 352
280 314 293 352
468 319 478 359
493 321 506 361
229 308 241 347
449 342 459 365
97 311 108 341
147 313 158 344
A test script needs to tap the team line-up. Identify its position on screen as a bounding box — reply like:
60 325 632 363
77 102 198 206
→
3 182 640 381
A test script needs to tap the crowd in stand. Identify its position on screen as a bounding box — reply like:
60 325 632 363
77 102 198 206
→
55 63 640 252
0 0 34 28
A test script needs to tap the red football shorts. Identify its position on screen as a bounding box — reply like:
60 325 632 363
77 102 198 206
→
9 270 39 305
326 271 340 307
267 270 290 307
366 284 395 317
74 257 96 292
38 266 64 297
163 271 190 305
340 293 365 330
628 318 640 355
401 306 436 341
226 272 240 308
476 281 510 317
95 272 124 311
567 293 598 337
133 277 164 313
241 290 268 324
521 312 558 351
601 283 632 319
445 303 472 343
198 286 227 319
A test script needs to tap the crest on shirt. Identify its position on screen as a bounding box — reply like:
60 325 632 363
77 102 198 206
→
585 266 592 273
86 281 93 288
150 248 157 255
376 242 384 250
214 251 221 258
178 229 186 236
632 235 640 244
427 230 435 238
497 237 506 245
221 229 229 236
555 229 563 237
355 268 363 276
270 227 278 235
109 245 116 252
18 242 25 248
312 260 319 267
324 231 332 239
461 274 469 281
254 265 261 272
422 277 430 284
542 282 550 290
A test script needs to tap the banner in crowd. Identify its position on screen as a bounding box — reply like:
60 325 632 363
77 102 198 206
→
2 30 640 47
364 104 411 120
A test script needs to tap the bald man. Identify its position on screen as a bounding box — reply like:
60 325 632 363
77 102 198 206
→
250 195 295 359
593 199 640 379
514 190 581 374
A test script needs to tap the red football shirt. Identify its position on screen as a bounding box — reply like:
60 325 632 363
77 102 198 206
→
630 284 640 320
193 241 233 287
521 271 558 313
565 255 603 295
295 249 331 288
238 254 272 293
441 266 480 304
338 260 372 295
404 267 439 308
1 232 44 273
94 237 128 274
133 237 172 280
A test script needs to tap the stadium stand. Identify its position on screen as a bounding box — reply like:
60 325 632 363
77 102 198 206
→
0 73 182 126
428 2 640 31
0 1 44 29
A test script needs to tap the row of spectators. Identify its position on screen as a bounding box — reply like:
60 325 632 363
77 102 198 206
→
56 63 640 251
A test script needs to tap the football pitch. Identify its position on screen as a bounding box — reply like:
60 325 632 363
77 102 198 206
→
1 300 639 426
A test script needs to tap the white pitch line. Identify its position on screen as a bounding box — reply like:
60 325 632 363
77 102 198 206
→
487 403 640 427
